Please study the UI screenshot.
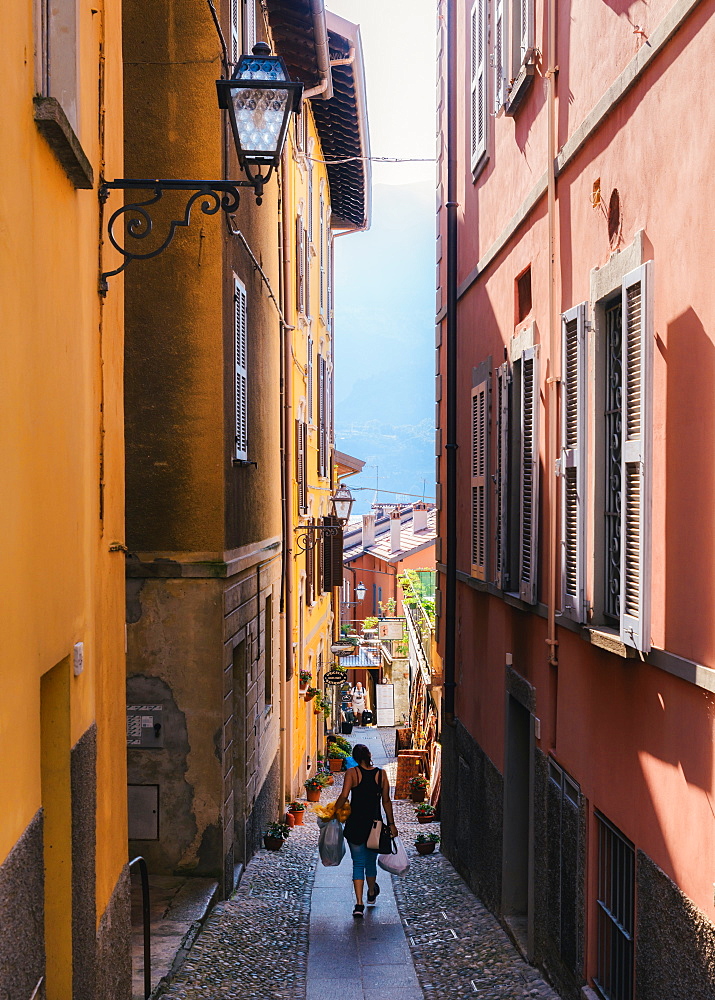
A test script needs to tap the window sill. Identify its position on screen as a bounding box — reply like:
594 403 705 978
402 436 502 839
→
586 627 635 659
33 97 94 189
471 151 489 184
505 63 535 116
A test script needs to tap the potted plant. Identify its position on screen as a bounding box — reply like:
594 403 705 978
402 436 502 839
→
299 669 312 691
288 801 306 825
415 802 436 824
304 685 319 702
415 832 440 856
409 774 429 803
327 746 347 772
264 822 290 851
318 761 334 785
313 692 326 715
304 776 323 802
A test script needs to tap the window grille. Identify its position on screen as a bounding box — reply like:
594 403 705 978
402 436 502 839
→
604 299 622 622
595 813 635 1000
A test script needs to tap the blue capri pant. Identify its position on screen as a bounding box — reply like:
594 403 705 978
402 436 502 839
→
347 840 379 880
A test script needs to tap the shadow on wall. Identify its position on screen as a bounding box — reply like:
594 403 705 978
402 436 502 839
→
664 308 715 670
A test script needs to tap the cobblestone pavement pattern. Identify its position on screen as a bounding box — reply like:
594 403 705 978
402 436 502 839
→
157 727 561 999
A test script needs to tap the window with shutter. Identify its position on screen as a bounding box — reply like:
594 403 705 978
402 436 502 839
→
306 518 315 605
561 304 587 622
493 0 505 114
470 0 487 169
318 355 327 476
519 346 539 603
307 337 314 424
243 0 257 54
296 216 305 315
296 420 307 515
518 0 533 64
495 363 509 588
471 379 489 581
319 194 326 317
234 276 248 461
322 516 343 591
304 223 311 319
230 0 239 64
619 262 652 651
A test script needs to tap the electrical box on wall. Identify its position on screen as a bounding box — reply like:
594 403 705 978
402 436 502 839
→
126 704 164 748
128 784 159 840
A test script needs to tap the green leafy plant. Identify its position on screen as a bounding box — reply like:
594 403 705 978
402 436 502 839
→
395 641 409 657
415 832 440 844
362 616 379 630
266 821 290 839
327 745 348 759
299 669 312 685
330 735 352 753
409 774 429 790
305 686 320 699
415 802 436 816
288 801 305 812
304 776 324 792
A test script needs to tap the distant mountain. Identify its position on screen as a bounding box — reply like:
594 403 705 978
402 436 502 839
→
334 181 435 514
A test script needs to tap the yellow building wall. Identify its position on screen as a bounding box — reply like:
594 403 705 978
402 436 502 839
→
284 105 336 792
0 0 127 989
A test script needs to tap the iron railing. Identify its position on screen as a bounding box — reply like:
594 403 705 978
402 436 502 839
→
129 855 152 1000
402 578 435 676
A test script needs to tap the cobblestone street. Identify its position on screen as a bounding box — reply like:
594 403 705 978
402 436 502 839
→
156 730 559 1000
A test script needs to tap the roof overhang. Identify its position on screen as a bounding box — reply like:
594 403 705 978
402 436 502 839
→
311 12 371 231
264 0 332 98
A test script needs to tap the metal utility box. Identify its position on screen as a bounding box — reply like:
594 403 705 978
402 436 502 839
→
128 784 159 840
126 704 164 748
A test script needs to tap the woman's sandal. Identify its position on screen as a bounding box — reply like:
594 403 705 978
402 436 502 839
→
352 903 365 918
367 883 380 904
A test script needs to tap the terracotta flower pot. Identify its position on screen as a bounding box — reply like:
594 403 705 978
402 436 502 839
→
289 809 305 825
304 692 316 701
264 836 284 851
306 789 320 802
417 813 435 824
285 812 295 828
329 758 343 772
411 788 427 803
415 842 436 855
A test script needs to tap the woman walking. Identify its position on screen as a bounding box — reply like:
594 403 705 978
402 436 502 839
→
334 743 398 918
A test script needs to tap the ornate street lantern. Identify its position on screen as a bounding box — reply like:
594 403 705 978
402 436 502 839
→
355 582 367 601
217 42 303 204
330 484 355 525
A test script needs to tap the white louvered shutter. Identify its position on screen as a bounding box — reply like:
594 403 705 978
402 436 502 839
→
307 336 313 423
519 0 533 65
560 304 587 622
304 224 311 319
471 380 489 580
296 216 305 315
234 276 248 461
495 363 509 588
243 0 257 54
519 346 539 603
470 0 487 168
620 262 653 651
493 0 505 114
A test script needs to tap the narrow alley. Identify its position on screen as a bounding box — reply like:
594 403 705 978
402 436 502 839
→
150 729 558 1000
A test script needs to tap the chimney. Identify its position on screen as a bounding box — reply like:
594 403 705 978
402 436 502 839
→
390 510 402 553
413 503 429 532
362 513 376 548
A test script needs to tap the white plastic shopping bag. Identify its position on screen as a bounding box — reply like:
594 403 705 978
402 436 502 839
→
318 817 346 866
378 836 410 875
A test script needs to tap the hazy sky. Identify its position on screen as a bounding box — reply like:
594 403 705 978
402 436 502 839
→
327 0 436 187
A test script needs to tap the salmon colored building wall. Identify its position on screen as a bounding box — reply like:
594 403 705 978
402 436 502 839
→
437 0 715 996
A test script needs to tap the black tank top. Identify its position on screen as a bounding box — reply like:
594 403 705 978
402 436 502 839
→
343 767 383 846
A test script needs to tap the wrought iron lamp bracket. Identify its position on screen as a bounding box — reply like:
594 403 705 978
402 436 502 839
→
294 523 342 554
99 178 256 292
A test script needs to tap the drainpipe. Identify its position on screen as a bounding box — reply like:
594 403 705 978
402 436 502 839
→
545 0 559 669
444 0 458 723
301 0 333 100
280 144 295 805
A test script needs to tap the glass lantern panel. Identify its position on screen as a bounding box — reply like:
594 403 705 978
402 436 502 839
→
237 58 287 82
232 88 289 154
